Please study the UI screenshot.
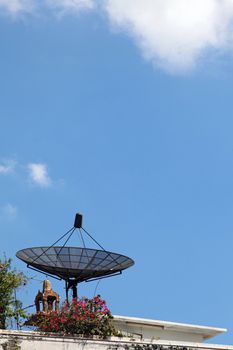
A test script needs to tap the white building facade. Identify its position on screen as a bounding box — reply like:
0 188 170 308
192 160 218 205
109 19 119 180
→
0 316 232 350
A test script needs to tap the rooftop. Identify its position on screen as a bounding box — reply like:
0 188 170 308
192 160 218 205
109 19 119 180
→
112 316 227 342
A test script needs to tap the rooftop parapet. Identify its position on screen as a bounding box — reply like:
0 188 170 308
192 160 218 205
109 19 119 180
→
0 329 232 350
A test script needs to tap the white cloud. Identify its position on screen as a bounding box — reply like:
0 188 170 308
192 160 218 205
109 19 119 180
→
0 0 93 17
0 0 35 17
104 0 233 72
0 203 18 220
28 163 52 187
46 0 94 15
0 160 16 174
2 0 233 72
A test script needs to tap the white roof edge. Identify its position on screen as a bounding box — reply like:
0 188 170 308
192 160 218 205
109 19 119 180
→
113 315 227 338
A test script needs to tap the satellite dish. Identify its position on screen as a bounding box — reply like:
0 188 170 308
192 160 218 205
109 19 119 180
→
16 214 134 298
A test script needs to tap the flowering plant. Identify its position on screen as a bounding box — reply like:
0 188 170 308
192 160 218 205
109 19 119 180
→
26 295 116 338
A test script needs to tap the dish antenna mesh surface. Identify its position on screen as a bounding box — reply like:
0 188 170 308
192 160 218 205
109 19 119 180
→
16 214 134 298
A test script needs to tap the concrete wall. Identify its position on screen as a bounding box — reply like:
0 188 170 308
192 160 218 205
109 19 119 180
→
0 330 233 350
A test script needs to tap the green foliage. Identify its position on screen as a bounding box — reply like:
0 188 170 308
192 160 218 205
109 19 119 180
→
0 258 27 329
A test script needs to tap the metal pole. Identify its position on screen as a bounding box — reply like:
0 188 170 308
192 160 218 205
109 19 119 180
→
65 281 69 303
72 283 78 299
14 289 19 330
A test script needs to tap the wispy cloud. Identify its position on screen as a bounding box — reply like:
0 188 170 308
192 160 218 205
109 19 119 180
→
46 0 95 15
0 0 35 17
0 0 93 17
0 160 16 174
0 203 18 220
28 163 52 187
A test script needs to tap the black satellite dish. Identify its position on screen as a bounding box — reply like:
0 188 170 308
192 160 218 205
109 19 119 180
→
16 214 134 299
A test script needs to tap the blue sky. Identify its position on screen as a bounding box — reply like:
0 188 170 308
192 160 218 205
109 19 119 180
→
1 0 233 344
